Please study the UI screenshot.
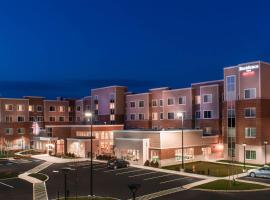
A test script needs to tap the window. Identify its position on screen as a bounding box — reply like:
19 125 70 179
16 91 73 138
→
195 96 201 104
17 105 24 111
226 76 236 100
5 116 12 122
203 111 212 119
109 103 115 109
167 98 174 105
167 112 175 120
244 88 256 99
110 114 115 121
139 100 144 108
138 114 144 120
17 116 25 122
49 116 56 122
152 100 158 107
245 127 256 138
159 99 163 106
59 116 65 122
205 127 213 134
203 94 212 103
76 106 81 111
130 114 135 120
160 112 164 120
246 150 256 160
29 105 34 112
5 128 13 135
130 102 136 108
195 111 200 119
49 106 56 112
5 104 13 111
37 105 43 112
178 96 186 105
29 116 35 122
76 117 81 122
152 112 158 120
37 116 43 122
18 128 25 134
59 106 65 112
245 107 256 118
69 116 73 122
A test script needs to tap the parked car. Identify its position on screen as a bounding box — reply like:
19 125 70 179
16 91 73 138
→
248 165 270 178
107 159 130 169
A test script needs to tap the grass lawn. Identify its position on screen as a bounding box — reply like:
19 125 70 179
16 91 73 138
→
29 173 48 181
217 160 265 167
195 179 268 190
59 197 116 200
163 161 252 177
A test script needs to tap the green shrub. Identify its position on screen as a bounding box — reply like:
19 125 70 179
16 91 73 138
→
144 160 150 166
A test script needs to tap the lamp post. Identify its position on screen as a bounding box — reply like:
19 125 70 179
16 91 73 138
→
264 141 268 165
61 167 72 200
85 112 93 197
177 112 184 172
128 183 141 200
242 144 246 172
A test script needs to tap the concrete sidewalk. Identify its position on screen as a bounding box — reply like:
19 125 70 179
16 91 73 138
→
32 154 91 163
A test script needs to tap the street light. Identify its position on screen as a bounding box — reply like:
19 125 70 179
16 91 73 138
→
85 112 94 197
61 167 72 200
177 112 184 172
242 144 246 172
264 141 268 165
128 183 141 200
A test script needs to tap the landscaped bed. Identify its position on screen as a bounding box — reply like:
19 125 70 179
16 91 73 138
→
163 161 253 177
195 179 268 190
29 173 48 181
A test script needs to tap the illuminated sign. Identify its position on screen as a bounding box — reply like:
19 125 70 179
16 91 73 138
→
239 64 259 72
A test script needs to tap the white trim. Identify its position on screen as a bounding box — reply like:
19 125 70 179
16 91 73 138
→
162 87 191 92
191 79 223 86
202 94 213 104
149 87 170 91
243 88 256 99
202 110 213 119
126 93 150 96
45 124 124 128
91 85 127 91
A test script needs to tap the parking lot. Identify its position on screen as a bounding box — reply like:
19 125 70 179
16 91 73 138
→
43 161 203 199
240 176 270 185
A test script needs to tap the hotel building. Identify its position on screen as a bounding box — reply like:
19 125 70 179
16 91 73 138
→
0 60 270 165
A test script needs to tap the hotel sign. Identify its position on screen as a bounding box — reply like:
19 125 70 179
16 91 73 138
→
239 64 259 72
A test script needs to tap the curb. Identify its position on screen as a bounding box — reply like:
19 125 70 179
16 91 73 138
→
192 187 270 193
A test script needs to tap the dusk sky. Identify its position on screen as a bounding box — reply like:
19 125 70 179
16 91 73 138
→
1 0 270 98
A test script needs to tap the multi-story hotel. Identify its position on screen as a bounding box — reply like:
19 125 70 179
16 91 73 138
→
0 61 269 165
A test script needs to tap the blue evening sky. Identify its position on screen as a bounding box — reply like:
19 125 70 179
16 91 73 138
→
0 0 270 98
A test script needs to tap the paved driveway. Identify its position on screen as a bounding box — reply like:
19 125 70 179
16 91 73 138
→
42 161 203 199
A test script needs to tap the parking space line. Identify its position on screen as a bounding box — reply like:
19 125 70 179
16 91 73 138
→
144 174 174 181
116 169 145 175
0 181 14 188
104 168 132 173
129 171 159 178
160 177 188 184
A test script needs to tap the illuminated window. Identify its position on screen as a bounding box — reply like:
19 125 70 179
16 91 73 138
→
245 127 256 138
110 103 115 109
29 105 34 112
167 98 174 105
5 104 13 111
152 112 158 120
226 75 236 100
110 114 115 121
17 105 24 111
244 88 256 99
59 106 65 112
195 96 201 104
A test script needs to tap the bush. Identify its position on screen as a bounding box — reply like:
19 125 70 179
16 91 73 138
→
96 154 115 161
144 160 150 166
150 160 159 168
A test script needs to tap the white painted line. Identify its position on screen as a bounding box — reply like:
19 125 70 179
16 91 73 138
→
104 167 132 173
129 171 159 178
160 177 188 184
144 174 174 181
116 169 144 175
0 181 14 188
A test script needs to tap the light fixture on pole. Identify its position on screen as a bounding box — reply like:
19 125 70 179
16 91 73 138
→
85 111 94 197
264 141 268 165
242 143 246 172
177 112 184 172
